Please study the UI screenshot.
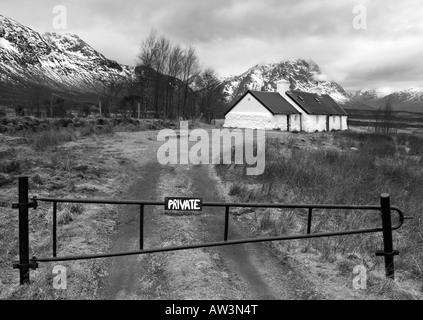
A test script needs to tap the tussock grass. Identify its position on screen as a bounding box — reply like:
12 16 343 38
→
217 130 423 297
79 123 114 137
0 160 20 174
114 123 149 132
31 128 77 151
29 124 115 151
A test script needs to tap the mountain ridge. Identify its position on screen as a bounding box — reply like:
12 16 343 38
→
220 59 376 110
349 87 423 113
1 14 422 113
0 14 132 106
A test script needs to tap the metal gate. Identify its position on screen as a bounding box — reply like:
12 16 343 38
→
11 177 411 285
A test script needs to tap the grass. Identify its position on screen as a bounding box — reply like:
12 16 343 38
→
28 124 115 152
0 160 20 174
0 132 123 300
114 123 149 132
216 130 423 298
80 123 114 137
30 128 77 151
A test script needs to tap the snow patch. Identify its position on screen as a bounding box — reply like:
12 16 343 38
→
0 38 18 53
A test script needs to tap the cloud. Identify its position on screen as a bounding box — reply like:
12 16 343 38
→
1 0 423 90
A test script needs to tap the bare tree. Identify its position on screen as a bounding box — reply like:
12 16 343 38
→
99 77 126 116
374 98 394 134
165 45 184 119
181 46 201 119
137 29 157 68
196 67 224 123
137 30 171 118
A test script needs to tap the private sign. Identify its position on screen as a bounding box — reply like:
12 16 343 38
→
165 197 203 211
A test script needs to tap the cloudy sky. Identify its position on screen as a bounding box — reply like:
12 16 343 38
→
1 0 423 91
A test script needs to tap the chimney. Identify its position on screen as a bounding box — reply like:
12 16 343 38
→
313 87 324 95
313 81 324 95
276 74 290 95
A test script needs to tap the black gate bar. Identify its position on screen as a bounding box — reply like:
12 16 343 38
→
34 226 393 263
12 177 410 285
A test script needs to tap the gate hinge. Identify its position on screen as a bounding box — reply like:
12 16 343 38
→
13 259 39 270
12 200 37 210
375 250 399 257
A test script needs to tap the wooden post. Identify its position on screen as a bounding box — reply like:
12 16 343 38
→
50 95 53 118
138 102 140 119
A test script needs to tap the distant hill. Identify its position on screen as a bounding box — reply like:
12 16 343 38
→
349 87 423 113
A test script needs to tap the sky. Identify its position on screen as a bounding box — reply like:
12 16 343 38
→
1 0 423 91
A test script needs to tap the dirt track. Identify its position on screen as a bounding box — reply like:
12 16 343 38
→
99 128 320 300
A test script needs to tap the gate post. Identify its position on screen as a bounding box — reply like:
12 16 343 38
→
12 177 38 285
15 177 30 284
376 193 399 280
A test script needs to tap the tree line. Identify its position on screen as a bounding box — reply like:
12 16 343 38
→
101 29 227 123
2 30 228 122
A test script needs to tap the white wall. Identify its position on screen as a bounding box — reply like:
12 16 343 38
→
328 115 339 131
301 115 327 132
225 112 290 130
273 115 288 130
224 93 273 130
289 114 301 131
341 116 348 130
229 93 268 114
224 93 290 130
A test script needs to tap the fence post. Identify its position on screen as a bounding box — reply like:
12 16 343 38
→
140 205 144 250
224 206 229 241
307 208 313 234
53 201 57 257
376 193 399 280
15 177 30 284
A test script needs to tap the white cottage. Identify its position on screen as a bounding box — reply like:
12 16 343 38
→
224 78 348 132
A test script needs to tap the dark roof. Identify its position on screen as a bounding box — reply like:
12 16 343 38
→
286 91 348 115
224 90 301 116
319 94 348 115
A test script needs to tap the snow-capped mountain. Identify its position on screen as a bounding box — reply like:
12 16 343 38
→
0 14 132 105
3 14 420 114
222 59 353 105
350 87 423 112
350 88 393 100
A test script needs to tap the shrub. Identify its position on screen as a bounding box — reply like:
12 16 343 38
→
408 135 423 156
229 182 247 196
32 128 76 151
69 203 84 215
79 124 97 137
0 160 20 174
